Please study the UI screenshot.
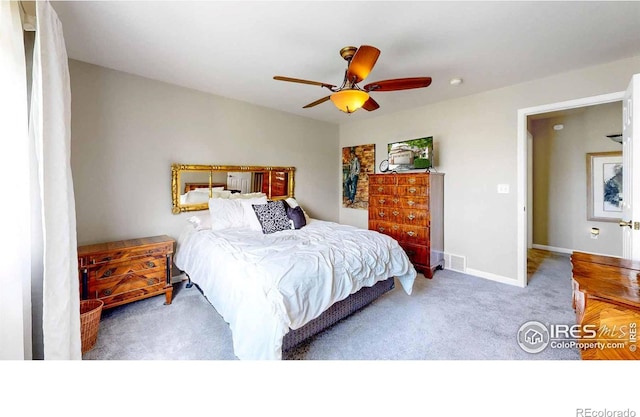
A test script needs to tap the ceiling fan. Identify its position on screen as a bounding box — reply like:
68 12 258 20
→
274 45 432 114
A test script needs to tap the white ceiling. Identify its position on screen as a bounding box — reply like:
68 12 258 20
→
51 1 640 125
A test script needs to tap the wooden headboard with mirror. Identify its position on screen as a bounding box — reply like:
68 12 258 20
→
171 163 295 214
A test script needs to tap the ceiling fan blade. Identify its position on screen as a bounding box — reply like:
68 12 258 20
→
364 77 432 92
347 45 380 84
303 95 331 108
274 76 335 90
362 97 380 111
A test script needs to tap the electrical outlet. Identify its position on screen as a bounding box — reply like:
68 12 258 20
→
497 184 510 194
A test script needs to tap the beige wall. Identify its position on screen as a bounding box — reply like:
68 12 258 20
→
69 60 339 245
531 103 623 256
339 56 640 282
69 56 640 282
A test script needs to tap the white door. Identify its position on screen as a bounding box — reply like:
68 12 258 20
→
227 172 252 194
621 74 640 260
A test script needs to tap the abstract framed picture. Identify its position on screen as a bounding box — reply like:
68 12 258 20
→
342 144 375 209
586 151 622 222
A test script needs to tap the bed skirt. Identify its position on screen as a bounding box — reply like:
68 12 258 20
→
282 277 396 354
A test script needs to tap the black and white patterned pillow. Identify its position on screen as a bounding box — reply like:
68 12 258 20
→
252 200 292 234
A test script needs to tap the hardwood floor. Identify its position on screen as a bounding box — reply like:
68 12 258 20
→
527 248 565 283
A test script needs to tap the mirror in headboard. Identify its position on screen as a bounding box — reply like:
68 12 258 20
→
171 164 296 214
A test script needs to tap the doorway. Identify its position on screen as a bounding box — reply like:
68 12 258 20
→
530 103 623 249
516 91 625 287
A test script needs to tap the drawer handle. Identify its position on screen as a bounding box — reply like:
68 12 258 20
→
103 269 112 278
408 187 417 194
103 289 112 296
377 178 383 184
146 261 156 268
407 213 416 220
392 225 399 230
392 198 399 204
379 198 386 204
406 231 416 237
408 178 416 184
393 210 400 216
408 200 415 206
147 279 155 285
378 227 385 232
378 212 385 217
378 186 384 192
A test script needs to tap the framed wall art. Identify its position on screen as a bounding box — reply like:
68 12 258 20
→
586 151 622 222
342 144 375 209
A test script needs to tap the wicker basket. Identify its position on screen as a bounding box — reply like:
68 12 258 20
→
80 299 103 353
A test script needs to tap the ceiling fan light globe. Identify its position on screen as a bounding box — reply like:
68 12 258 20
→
330 90 369 113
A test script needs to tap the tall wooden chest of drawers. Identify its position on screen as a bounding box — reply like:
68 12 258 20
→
368 172 444 278
77 235 175 309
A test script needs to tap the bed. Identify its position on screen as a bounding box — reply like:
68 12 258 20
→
174 197 416 360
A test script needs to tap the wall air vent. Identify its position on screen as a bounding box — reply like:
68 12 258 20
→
444 253 466 273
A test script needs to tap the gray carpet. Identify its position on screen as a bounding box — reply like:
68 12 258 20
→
82 250 579 360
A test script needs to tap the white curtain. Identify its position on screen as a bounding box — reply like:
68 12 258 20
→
30 0 81 359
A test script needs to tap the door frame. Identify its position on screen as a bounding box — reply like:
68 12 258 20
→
516 91 625 287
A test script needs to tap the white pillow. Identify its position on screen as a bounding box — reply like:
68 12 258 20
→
229 192 267 200
211 190 232 199
192 186 224 192
285 197 300 207
285 197 311 222
208 198 245 230
184 189 211 204
240 196 268 231
187 213 211 231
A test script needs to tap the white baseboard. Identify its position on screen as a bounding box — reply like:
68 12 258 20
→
464 268 524 288
531 244 573 254
531 244 619 258
458 248 617 291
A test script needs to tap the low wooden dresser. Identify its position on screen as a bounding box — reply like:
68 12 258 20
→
368 172 444 278
571 252 640 360
77 235 175 309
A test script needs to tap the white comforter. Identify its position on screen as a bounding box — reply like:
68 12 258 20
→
174 219 416 360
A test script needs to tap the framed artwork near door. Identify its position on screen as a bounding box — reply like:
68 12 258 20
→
587 151 622 222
